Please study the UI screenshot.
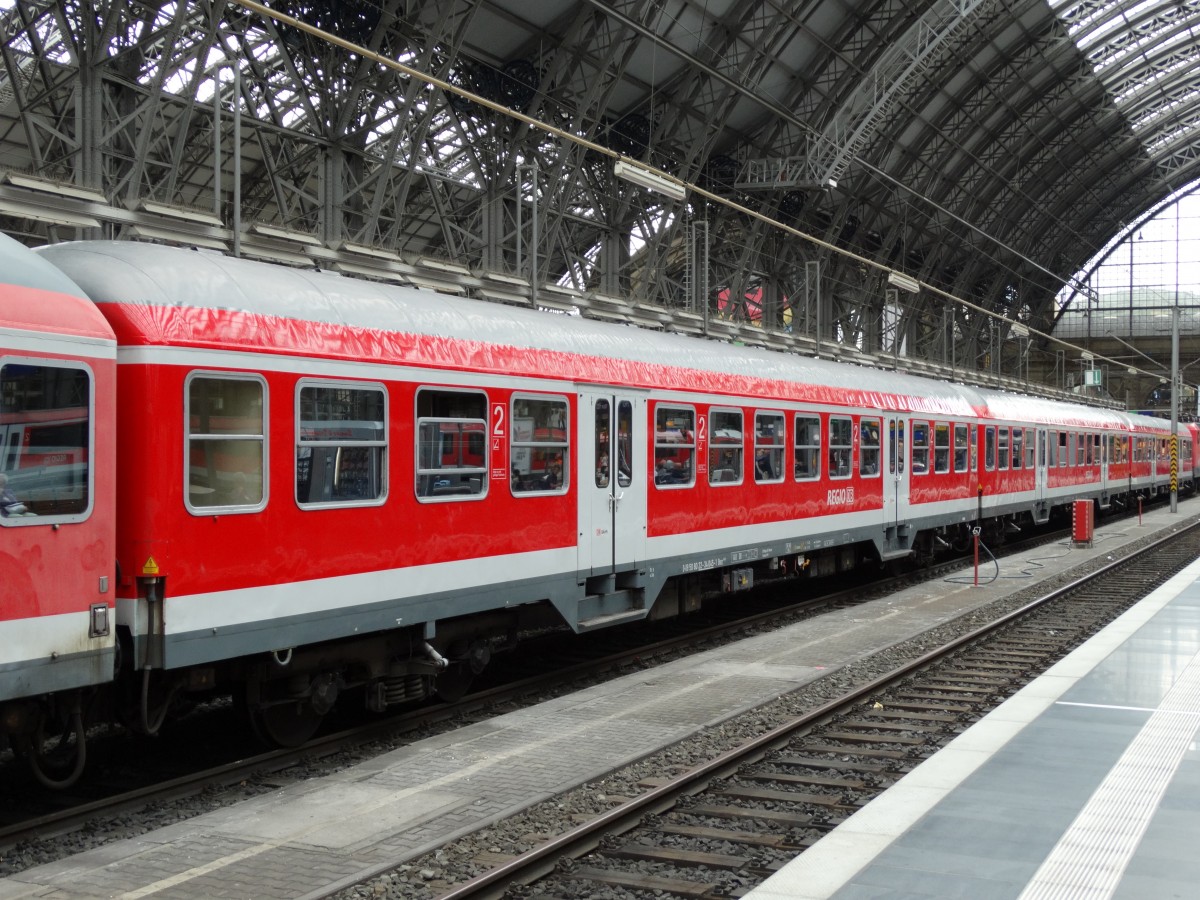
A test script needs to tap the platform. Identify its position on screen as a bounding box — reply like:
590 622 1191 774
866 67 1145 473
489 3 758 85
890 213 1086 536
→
1 501 1196 899
749 527 1200 900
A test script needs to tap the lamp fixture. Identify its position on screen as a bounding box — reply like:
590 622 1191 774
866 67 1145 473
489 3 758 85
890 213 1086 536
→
3 171 108 204
0 197 101 228
1010 322 1029 337
614 160 687 202
138 200 223 228
1081 350 1094 361
886 271 920 294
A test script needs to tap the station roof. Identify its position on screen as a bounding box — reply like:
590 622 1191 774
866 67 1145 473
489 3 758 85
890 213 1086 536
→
0 0 1196 399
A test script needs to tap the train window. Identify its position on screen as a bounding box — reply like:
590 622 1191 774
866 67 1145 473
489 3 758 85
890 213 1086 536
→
415 388 487 500
655 405 695 487
754 412 785 483
1025 429 1035 468
911 421 929 474
709 408 743 485
186 373 266 512
0 360 93 523
511 395 569 495
1058 432 1068 467
829 416 852 479
970 426 978 471
933 423 950 474
984 426 996 470
890 419 904 475
794 415 821 480
954 424 969 472
1094 433 1102 465
616 401 633 489
859 418 881 477
1012 428 1024 470
998 428 1010 470
595 400 611 488
296 382 386 507
1076 433 1086 466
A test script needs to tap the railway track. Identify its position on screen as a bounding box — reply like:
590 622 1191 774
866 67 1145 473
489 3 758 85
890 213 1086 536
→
428 519 1200 900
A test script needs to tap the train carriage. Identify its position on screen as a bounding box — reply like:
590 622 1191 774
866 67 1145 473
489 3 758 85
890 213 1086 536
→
2 236 1192 780
0 233 116 786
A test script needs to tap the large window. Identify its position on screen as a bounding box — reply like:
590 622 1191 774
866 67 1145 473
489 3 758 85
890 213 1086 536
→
911 421 929 474
954 424 969 472
1 361 92 521
934 423 950 473
296 382 386 507
655 405 695 486
754 412 785 483
985 426 996 470
829 416 852 478
998 427 1010 470
1012 428 1024 470
511 394 569 494
859 418 881 477
416 388 487 499
709 408 743 484
186 374 265 511
794 415 821 480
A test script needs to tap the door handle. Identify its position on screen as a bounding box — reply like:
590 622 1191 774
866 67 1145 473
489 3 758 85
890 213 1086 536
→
608 491 625 511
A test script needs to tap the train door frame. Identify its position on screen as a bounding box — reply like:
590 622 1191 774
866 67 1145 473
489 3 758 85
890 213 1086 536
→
578 388 647 578
1035 428 1048 509
884 416 907 531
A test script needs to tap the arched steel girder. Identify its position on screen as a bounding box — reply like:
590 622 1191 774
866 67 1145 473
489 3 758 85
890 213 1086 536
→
2 0 1200 395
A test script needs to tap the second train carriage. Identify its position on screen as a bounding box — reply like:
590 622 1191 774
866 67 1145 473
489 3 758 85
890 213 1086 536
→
22 239 1198 750
0 233 117 786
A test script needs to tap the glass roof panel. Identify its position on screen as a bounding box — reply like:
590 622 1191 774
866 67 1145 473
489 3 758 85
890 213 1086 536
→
1050 0 1200 149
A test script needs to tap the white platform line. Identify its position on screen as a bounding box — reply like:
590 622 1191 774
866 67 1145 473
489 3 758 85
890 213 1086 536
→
1019 647 1200 900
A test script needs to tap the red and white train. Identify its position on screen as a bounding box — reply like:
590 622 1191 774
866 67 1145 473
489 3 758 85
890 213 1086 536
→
2 235 1196 786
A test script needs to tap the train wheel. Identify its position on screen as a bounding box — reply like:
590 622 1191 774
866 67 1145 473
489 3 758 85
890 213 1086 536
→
12 707 87 790
435 662 475 702
246 697 325 748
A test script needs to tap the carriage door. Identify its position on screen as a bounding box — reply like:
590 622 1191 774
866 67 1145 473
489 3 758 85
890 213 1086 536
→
580 392 646 577
884 417 906 531
1036 429 1048 503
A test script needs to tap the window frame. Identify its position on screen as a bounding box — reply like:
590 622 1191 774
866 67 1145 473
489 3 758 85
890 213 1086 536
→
654 404 696 489
859 417 881 478
510 392 570 497
794 414 821 481
294 379 388 509
829 415 853 480
753 411 786 484
911 420 930 474
933 422 950 474
708 406 744 486
954 423 969 473
0 356 96 526
414 386 489 502
184 370 268 515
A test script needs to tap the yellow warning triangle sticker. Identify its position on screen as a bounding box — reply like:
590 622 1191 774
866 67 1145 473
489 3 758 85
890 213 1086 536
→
142 556 160 575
